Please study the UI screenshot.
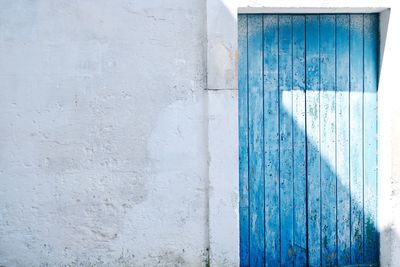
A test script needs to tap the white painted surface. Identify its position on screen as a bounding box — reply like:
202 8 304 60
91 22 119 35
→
378 7 400 267
0 1 208 266
207 0 400 266
208 90 239 266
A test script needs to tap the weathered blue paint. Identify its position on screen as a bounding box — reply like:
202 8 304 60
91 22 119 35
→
305 15 322 267
336 14 352 266
349 14 364 265
363 13 379 264
247 15 265 267
292 15 307 267
320 15 337 266
279 15 294 267
263 14 280 267
238 14 250 267
239 14 379 267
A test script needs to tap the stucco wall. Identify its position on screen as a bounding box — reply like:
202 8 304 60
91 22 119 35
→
1 1 399 266
0 1 208 266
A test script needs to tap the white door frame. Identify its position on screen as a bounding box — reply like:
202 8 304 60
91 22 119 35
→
206 1 398 266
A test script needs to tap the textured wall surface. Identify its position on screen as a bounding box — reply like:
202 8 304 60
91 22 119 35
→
0 1 208 266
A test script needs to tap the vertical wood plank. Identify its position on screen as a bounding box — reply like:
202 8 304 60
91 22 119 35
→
263 14 280 267
306 14 321 267
238 14 250 267
278 15 294 267
363 13 379 265
349 14 364 264
320 14 337 266
248 15 265 266
336 14 352 266
292 15 307 267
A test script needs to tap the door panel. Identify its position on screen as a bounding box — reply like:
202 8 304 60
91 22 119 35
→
238 14 379 266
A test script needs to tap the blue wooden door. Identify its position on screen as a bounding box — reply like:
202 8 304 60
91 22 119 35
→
239 14 379 266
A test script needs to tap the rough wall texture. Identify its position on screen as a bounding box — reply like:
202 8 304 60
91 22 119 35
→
0 1 208 266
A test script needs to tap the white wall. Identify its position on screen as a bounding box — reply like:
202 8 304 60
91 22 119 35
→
0 1 209 266
1 0 399 266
